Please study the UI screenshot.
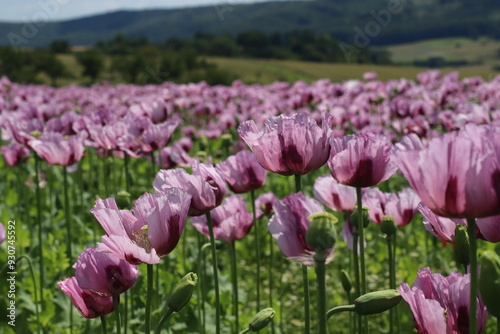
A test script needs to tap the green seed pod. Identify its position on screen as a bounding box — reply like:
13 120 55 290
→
221 133 233 148
167 272 198 312
195 151 208 162
340 269 352 294
380 216 397 235
351 207 370 228
115 191 131 209
354 289 402 315
479 251 500 318
454 225 470 267
249 307 276 332
306 212 338 253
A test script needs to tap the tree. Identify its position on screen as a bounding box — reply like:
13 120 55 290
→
50 39 70 54
34 51 71 86
75 49 104 81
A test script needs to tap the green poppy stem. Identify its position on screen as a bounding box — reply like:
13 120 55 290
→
315 255 328 334
353 231 361 334
34 154 44 309
63 166 73 264
467 218 477 334
206 212 221 334
387 235 394 334
145 264 154 334
100 315 107 334
230 241 239 333
250 189 261 312
326 305 356 319
155 308 174 334
356 187 368 334
113 294 121 334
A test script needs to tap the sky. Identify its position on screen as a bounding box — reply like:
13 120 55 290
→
0 0 274 22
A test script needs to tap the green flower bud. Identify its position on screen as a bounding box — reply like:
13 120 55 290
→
454 225 470 267
30 130 42 138
351 207 370 228
306 212 338 253
354 290 402 315
340 269 352 294
115 191 131 209
380 216 397 235
479 251 500 318
249 307 276 332
221 134 233 147
199 136 209 151
167 272 198 312
195 151 208 162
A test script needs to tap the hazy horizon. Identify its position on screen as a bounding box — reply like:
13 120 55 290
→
0 0 285 23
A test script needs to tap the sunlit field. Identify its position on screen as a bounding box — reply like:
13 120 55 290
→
0 69 499 334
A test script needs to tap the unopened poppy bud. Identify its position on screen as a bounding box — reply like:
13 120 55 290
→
167 272 198 312
221 134 233 148
479 251 500 318
380 216 397 235
199 136 209 151
30 130 42 138
354 289 402 315
454 225 470 267
351 207 370 228
306 212 338 253
195 151 208 162
115 191 131 209
249 307 276 331
340 269 352 294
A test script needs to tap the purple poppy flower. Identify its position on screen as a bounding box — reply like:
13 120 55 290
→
0 222 5 245
398 267 488 334
1 142 30 167
58 276 114 319
255 192 279 219
238 113 331 176
362 188 420 227
216 150 267 194
91 187 191 262
268 192 334 266
153 160 227 216
29 132 85 166
313 174 358 212
74 247 139 296
394 124 500 219
191 195 253 243
328 132 397 188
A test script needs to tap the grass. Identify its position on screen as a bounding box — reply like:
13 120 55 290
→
40 36 500 87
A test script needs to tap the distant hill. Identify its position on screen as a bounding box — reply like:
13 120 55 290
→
1 0 499 48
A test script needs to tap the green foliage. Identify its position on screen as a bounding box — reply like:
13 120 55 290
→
75 49 105 81
50 39 71 54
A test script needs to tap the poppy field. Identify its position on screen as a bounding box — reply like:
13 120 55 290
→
0 70 499 334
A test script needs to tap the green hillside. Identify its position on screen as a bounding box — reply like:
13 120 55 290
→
0 0 499 48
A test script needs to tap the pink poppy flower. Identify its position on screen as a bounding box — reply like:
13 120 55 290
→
328 132 397 188
255 192 279 219
140 119 179 153
313 174 357 212
394 124 500 219
91 187 191 262
191 195 253 243
363 188 420 227
29 132 85 166
0 222 5 245
419 203 500 244
153 160 227 216
74 247 139 296
58 276 114 319
398 267 487 334
216 150 267 194
268 192 334 266
1 142 30 167
238 113 331 176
